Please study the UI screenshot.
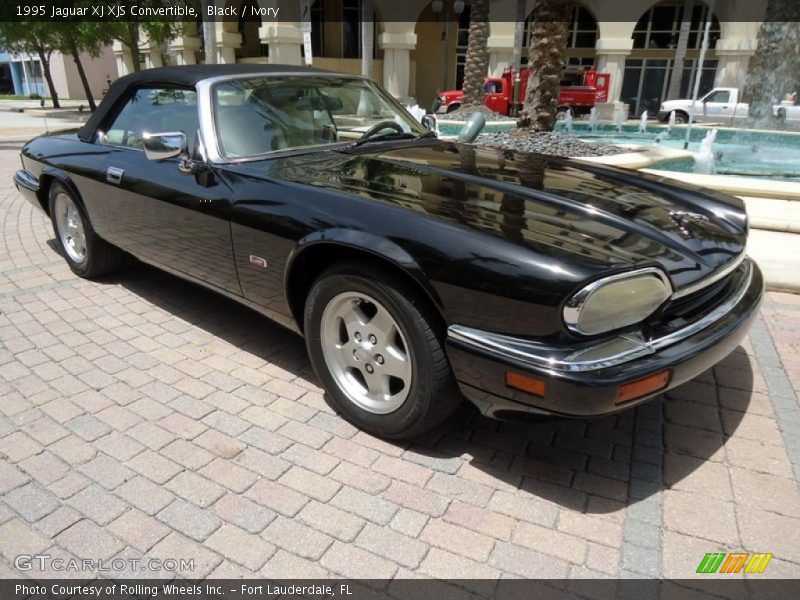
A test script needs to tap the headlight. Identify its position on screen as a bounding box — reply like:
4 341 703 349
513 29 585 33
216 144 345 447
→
660 104 666 111
563 268 672 336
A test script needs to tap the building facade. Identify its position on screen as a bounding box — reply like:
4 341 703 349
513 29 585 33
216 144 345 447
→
0 47 118 101
110 0 762 115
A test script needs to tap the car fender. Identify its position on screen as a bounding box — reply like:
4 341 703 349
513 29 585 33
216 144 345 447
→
37 166 86 215
285 228 446 314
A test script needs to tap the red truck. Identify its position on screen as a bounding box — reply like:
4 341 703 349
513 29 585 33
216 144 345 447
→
432 67 611 117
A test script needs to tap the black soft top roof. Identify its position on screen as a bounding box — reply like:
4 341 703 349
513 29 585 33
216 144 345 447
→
77 64 333 142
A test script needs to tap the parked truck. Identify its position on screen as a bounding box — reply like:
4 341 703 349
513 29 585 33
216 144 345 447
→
431 67 611 118
657 87 800 125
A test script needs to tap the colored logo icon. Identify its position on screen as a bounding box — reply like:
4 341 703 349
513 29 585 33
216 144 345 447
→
696 552 773 574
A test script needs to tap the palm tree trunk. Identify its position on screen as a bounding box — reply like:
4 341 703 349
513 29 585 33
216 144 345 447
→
665 0 693 100
517 0 573 132
36 48 60 108
460 0 491 109
743 0 800 125
70 42 96 111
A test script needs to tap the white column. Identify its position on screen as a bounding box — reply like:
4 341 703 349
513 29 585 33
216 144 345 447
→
169 36 202 66
713 38 756 90
141 41 165 69
487 34 515 77
259 23 303 65
20 59 31 95
594 37 634 113
379 32 416 103
112 40 136 76
214 23 241 64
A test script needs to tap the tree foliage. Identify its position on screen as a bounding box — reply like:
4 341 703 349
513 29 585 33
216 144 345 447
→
0 22 61 107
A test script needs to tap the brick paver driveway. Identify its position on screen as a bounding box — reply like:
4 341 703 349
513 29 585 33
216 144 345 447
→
1 143 799 587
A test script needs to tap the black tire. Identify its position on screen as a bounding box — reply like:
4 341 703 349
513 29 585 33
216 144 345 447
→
304 261 462 439
446 103 461 113
673 111 689 124
49 181 123 278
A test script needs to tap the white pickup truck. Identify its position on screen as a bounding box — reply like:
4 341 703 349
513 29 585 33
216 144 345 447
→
657 87 800 125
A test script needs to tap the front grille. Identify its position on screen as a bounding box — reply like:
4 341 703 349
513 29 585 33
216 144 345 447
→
645 270 737 334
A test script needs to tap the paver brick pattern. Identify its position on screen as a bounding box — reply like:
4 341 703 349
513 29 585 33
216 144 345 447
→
1 146 799 588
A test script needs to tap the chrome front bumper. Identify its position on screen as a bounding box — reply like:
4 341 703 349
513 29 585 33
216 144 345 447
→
448 257 755 374
445 258 763 418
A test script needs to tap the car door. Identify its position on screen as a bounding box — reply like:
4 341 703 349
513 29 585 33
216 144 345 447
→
93 86 241 295
701 89 733 119
484 80 507 114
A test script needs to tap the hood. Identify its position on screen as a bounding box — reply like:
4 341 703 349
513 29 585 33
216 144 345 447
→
255 141 748 293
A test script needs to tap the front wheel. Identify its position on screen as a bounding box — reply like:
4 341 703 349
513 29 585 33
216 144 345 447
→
673 111 688 124
304 262 462 439
49 182 123 278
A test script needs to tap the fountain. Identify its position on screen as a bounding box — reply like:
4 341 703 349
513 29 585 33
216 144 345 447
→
693 129 718 174
668 111 676 135
588 107 598 133
639 111 648 134
614 106 625 132
564 110 574 134
405 104 427 124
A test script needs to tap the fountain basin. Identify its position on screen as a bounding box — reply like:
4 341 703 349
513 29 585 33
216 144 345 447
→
560 122 800 180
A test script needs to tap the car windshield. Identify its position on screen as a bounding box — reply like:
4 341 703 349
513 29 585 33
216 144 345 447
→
212 75 427 158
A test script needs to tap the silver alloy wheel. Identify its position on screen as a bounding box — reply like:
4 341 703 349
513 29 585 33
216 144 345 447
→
54 192 87 264
320 291 413 414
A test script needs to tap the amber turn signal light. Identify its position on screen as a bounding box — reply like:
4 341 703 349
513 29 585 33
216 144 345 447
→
614 369 671 404
505 372 546 397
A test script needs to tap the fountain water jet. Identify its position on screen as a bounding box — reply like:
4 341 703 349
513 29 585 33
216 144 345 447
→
639 111 648 134
589 107 598 133
565 111 574 133
614 107 625 132
668 110 676 134
684 0 715 149
405 104 427 124
693 129 718 174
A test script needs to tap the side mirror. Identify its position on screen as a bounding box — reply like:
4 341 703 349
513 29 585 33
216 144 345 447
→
143 131 187 161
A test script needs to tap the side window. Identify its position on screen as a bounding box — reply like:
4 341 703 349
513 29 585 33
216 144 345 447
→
705 90 730 103
104 87 199 150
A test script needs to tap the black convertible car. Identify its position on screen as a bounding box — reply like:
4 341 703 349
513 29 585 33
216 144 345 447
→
15 65 763 438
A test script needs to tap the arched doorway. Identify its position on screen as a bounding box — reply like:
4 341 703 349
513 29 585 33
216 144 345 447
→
621 0 721 116
309 0 382 64
238 0 269 59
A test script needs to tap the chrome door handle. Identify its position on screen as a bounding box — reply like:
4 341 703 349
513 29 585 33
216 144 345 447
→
106 167 124 184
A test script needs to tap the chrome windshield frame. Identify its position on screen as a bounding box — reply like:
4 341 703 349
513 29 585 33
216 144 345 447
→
195 72 425 164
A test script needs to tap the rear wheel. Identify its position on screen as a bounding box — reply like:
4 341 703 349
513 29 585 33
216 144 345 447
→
304 262 462 439
49 182 123 278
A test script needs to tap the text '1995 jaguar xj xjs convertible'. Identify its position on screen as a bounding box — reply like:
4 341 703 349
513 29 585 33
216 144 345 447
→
15 65 763 439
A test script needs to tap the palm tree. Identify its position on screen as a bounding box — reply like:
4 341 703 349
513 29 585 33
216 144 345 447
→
459 0 491 110
517 0 573 131
743 0 800 125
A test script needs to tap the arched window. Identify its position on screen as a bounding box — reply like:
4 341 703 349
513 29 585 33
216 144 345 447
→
621 1 721 116
632 1 720 49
